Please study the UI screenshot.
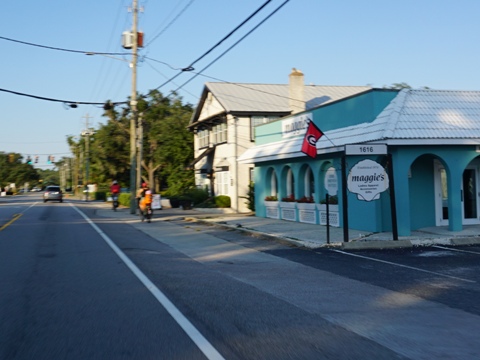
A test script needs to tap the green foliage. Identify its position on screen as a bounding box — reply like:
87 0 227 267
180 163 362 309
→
242 181 255 212
215 195 231 208
0 152 41 189
74 90 194 194
94 192 107 201
119 193 130 207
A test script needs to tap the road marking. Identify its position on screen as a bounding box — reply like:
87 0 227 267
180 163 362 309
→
330 249 476 283
0 213 22 231
433 245 480 255
71 204 225 360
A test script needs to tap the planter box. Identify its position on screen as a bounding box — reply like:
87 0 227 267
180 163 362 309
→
264 201 279 219
317 204 339 227
297 202 317 224
279 201 297 221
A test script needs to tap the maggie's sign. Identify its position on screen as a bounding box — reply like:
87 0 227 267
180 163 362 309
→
347 159 389 201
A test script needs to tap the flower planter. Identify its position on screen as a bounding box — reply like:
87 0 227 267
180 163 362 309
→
279 201 297 221
296 202 317 224
264 200 279 219
317 204 339 227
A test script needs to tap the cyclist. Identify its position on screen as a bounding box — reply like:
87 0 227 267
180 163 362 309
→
110 180 121 210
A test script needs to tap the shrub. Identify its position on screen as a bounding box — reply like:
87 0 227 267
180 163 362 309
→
95 191 107 201
214 195 231 208
296 196 314 203
264 195 278 201
281 194 295 202
243 182 255 212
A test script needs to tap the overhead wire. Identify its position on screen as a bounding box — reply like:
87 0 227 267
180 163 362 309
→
146 0 197 48
153 0 274 91
0 35 130 56
173 0 290 92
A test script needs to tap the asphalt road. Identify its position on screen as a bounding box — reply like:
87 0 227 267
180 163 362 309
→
1 193 480 359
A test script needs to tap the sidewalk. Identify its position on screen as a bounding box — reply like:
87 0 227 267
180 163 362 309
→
92 202 480 250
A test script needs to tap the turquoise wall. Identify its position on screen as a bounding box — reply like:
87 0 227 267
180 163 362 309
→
255 89 398 145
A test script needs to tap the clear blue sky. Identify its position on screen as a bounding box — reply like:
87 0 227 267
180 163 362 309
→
2 0 480 169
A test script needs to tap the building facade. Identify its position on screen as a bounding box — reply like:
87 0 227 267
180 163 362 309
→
240 89 480 236
188 69 370 212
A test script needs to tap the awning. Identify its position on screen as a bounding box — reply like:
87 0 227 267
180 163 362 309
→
238 137 306 164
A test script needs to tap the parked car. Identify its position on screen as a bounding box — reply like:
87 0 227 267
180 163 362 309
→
43 186 63 203
31 187 41 192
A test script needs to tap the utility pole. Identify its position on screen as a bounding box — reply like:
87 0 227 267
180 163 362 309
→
129 0 139 214
136 111 143 191
82 113 94 202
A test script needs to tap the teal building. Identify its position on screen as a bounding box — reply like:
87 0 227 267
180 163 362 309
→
239 88 480 237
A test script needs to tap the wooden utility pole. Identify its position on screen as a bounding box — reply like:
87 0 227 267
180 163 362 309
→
129 0 139 214
82 113 94 201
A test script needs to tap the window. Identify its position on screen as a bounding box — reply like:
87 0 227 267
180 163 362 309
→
304 167 314 197
213 123 227 144
198 129 209 148
216 171 229 196
250 116 280 141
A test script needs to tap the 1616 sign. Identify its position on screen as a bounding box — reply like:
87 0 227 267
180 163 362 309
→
345 144 387 155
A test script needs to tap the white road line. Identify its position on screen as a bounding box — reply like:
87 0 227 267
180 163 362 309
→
71 204 225 360
330 249 476 283
433 245 480 255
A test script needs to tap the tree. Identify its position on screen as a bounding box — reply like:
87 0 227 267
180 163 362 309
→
0 152 40 189
82 90 194 194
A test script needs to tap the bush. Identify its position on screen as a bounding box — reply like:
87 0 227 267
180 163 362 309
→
118 193 130 207
185 187 209 205
214 195 231 208
95 191 107 201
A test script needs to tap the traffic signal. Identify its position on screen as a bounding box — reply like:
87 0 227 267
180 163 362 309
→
35 156 39 164
51 156 55 163
8 153 14 163
47 155 51 164
27 156 32 165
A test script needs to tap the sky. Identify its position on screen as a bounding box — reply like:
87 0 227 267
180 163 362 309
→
2 0 480 169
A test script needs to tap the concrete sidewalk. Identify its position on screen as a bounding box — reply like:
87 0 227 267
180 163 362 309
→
90 202 480 250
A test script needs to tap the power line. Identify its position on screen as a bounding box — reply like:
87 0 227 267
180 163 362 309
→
0 35 130 56
0 87 127 107
146 0 197 47
173 0 291 92
153 0 274 91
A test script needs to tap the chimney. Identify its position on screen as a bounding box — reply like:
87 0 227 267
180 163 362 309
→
289 68 305 114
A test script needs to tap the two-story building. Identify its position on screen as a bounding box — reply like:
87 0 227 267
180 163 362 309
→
188 69 371 212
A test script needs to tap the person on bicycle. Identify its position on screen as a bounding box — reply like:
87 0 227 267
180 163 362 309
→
110 180 121 209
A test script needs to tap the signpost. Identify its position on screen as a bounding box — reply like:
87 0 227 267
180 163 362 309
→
342 144 398 242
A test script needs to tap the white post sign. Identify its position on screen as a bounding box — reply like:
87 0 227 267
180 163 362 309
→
347 159 389 201
324 167 338 196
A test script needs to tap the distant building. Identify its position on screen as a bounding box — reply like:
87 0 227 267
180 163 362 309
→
188 69 370 212
240 88 480 236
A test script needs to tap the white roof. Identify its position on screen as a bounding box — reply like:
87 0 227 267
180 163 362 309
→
190 83 371 124
239 89 480 163
206 83 371 112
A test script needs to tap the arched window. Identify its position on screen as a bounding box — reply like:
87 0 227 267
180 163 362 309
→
287 168 294 198
304 167 314 197
270 170 278 196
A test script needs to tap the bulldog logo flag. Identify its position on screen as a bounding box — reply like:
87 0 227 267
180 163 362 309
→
301 121 323 158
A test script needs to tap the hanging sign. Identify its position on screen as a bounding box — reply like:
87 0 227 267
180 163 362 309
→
324 167 338 196
347 159 389 201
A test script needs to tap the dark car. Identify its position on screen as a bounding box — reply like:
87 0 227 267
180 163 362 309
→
43 186 63 203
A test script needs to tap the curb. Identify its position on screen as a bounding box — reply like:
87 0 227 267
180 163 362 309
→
341 240 413 250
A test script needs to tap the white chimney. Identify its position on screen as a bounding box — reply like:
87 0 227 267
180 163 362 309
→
289 68 305 114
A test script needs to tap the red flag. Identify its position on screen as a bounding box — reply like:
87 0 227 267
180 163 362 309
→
301 121 323 158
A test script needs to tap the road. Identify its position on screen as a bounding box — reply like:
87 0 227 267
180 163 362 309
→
1 193 480 359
